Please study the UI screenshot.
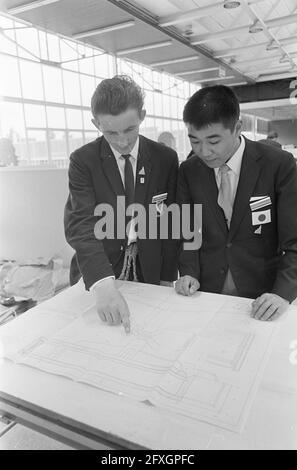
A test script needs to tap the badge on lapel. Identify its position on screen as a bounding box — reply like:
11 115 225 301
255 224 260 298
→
250 195 272 231
249 195 271 212
152 192 168 215
139 166 145 184
254 225 262 235
252 209 271 226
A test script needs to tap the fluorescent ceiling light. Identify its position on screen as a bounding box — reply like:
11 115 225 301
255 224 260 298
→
8 0 60 14
257 70 297 82
117 40 172 56
178 67 218 76
246 65 292 75
266 40 279 51
194 76 235 83
227 81 248 86
249 20 263 33
279 55 290 63
73 20 135 39
223 0 241 8
150 56 199 67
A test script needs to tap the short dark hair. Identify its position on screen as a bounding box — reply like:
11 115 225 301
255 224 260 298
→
91 75 145 117
183 85 240 131
268 130 278 139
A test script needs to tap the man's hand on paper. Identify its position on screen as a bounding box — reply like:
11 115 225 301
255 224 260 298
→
93 278 130 333
251 292 289 321
175 275 200 296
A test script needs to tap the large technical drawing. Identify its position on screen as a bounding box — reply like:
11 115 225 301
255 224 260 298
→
0 281 278 432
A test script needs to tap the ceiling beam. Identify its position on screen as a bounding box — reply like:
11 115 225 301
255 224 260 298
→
7 0 60 15
106 0 254 84
72 20 135 39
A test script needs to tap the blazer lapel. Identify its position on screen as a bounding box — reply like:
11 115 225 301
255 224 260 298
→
197 159 228 235
134 136 152 205
229 139 262 239
100 137 125 196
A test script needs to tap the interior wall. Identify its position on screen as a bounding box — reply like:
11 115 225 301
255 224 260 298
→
234 78 294 103
268 120 297 146
0 168 74 267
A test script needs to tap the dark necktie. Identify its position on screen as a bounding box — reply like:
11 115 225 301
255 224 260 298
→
121 154 134 206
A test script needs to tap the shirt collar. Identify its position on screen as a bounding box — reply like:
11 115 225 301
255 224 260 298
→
111 137 139 162
215 135 245 177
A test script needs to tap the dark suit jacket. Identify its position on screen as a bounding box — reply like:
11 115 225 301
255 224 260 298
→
64 135 179 289
258 139 282 148
178 137 297 302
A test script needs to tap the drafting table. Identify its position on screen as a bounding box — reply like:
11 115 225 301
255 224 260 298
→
0 281 296 450
0 423 74 450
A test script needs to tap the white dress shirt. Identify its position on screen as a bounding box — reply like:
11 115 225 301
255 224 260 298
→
214 135 245 296
111 138 139 186
214 135 246 202
90 138 139 291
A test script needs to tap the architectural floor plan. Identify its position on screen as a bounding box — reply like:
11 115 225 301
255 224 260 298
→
0 281 278 432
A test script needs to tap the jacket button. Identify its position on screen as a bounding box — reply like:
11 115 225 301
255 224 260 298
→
226 243 232 248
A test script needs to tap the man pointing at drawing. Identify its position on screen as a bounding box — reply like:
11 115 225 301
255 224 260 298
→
65 75 178 332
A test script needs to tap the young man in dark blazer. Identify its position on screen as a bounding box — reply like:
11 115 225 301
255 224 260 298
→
176 85 297 321
65 76 178 332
